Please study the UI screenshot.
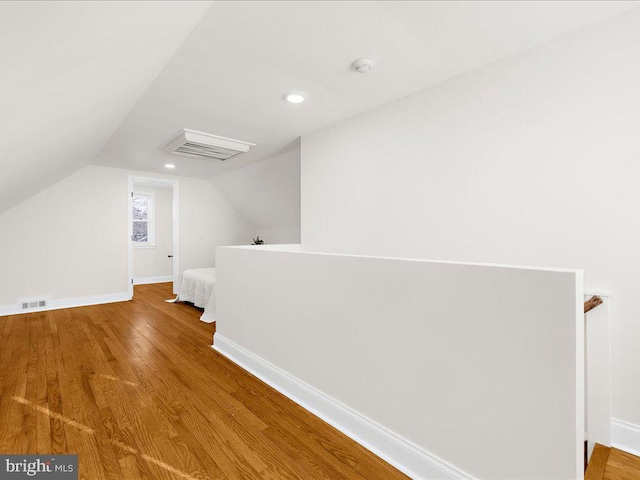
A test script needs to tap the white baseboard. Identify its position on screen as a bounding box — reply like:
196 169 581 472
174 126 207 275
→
0 292 131 317
133 275 173 285
611 418 640 457
212 334 474 480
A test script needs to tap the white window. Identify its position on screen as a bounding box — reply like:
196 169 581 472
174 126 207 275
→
132 192 155 247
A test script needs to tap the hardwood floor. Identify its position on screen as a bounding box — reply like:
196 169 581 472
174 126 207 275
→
603 448 640 480
586 444 640 480
0 283 408 480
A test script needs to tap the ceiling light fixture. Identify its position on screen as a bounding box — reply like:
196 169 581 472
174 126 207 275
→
164 164 176 169
284 91 306 104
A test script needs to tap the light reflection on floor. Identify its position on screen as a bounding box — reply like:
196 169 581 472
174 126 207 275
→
12 395 199 480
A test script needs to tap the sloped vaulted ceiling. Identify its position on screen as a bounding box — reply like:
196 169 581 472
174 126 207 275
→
93 0 638 180
1 1 638 222
0 1 211 214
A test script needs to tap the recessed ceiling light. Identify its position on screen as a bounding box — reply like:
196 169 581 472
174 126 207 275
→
164 164 176 169
284 91 306 104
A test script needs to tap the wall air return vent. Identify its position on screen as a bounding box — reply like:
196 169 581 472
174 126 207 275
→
17 296 51 312
164 129 255 161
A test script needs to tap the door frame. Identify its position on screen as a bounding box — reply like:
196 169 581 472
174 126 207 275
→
127 175 180 298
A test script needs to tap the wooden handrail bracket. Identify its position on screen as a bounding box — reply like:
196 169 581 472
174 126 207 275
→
584 295 603 314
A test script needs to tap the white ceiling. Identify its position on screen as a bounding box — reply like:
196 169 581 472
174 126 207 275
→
0 1 211 213
94 1 638 179
1 1 639 215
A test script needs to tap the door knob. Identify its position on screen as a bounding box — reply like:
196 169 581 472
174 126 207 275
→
168 255 174 258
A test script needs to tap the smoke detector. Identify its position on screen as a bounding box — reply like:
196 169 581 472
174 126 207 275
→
164 129 255 161
352 57 374 73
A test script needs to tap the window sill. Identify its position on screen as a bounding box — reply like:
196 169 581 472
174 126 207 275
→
133 243 156 249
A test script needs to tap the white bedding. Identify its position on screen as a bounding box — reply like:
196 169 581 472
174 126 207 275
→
166 267 216 323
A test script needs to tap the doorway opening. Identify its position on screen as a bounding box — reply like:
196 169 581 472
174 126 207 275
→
127 176 179 298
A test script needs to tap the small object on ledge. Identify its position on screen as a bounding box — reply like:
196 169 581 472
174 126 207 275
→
252 236 264 245
584 295 603 314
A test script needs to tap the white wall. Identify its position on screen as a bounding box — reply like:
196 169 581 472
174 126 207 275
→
133 185 173 281
211 149 300 243
301 9 640 428
215 245 583 479
0 165 253 309
255 227 301 245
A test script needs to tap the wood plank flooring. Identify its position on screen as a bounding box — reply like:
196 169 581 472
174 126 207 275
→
586 444 610 480
0 283 408 480
603 448 640 479
586 444 640 480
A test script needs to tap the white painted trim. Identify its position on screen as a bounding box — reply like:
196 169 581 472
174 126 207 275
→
128 176 180 297
584 290 613 459
0 292 130 317
224 245 582 274
611 419 640 457
133 243 157 249
133 275 173 285
172 181 180 295
584 291 613 298
574 270 585 477
212 334 474 480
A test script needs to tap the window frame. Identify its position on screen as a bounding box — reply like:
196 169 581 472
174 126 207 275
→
132 192 156 248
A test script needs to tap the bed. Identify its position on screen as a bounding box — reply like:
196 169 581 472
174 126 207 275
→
166 267 216 323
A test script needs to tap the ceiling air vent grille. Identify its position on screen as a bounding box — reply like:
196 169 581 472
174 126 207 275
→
164 129 255 161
